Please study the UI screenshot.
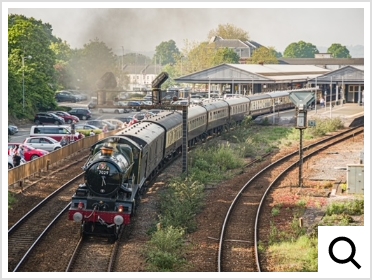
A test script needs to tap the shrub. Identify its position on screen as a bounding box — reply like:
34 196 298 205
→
145 226 187 271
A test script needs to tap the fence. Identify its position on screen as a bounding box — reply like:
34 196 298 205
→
8 130 119 187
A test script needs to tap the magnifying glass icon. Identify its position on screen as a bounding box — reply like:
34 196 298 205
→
329 236 361 269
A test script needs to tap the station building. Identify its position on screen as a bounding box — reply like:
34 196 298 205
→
174 59 364 105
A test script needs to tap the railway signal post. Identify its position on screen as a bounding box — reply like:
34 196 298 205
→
289 91 315 188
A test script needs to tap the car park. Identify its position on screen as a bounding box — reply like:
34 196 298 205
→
34 112 65 125
23 136 62 152
8 124 19 135
8 143 49 161
86 120 117 130
68 108 92 120
30 125 77 142
50 111 79 123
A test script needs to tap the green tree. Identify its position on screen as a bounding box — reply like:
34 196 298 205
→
154 40 180 66
208 23 249 41
251 47 279 64
76 38 118 90
50 39 74 89
212 48 240 65
283 41 319 58
327 43 351 58
8 14 58 118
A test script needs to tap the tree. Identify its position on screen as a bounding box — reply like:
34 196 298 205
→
154 40 180 65
212 48 240 65
208 23 249 41
75 38 118 90
327 43 351 58
251 47 279 64
283 41 319 58
8 14 58 118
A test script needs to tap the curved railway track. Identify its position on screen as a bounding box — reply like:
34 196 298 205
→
217 126 364 272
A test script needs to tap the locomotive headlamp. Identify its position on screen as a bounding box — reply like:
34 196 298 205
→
114 215 124 225
118 205 124 213
73 212 83 223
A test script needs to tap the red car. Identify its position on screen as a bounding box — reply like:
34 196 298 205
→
8 143 49 161
50 111 80 124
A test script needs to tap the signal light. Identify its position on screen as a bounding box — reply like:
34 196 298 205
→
78 202 84 209
118 205 124 213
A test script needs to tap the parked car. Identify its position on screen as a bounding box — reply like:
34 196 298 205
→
50 111 79 124
68 90 88 101
8 124 19 135
88 97 98 109
23 136 62 152
127 101 142 111
30 125 77 142
98 107 125 114
68 108 92 120
75 124 102 134
8 143 49 161
34 112 65 125
115 115 139 126
133 111 156 121
147 109 164 115
86 120 117 131
103 118 126 129
55 91 81 102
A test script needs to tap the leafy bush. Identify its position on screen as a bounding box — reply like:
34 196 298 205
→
326 199 364 215
189 143 244 184
145 226 187 271
159 178 204 232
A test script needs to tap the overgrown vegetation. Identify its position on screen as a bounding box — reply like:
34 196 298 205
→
318 198 364 226
8 192 17 209
143 116 356 272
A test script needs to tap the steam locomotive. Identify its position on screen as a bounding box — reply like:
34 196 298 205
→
68 91 295 240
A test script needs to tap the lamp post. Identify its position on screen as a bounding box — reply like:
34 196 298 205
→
208 77 211 99
315 77 318 113
330 76 333 118
22 55 32 111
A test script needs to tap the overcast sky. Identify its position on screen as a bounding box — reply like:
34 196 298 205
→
6 3 367 56
5 3 368 56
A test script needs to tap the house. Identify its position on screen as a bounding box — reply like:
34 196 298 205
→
122 64 164 91
209 36 264 62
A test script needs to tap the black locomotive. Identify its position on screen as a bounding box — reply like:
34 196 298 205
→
69 91 296 240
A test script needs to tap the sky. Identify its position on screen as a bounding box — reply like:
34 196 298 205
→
5 2 367 57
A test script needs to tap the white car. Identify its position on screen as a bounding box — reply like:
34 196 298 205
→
23 136 62 152
98 107 125 114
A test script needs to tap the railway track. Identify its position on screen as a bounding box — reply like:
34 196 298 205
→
217 126 364 272
8 173 84 272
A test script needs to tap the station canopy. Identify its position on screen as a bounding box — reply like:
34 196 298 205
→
174 64 364 85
